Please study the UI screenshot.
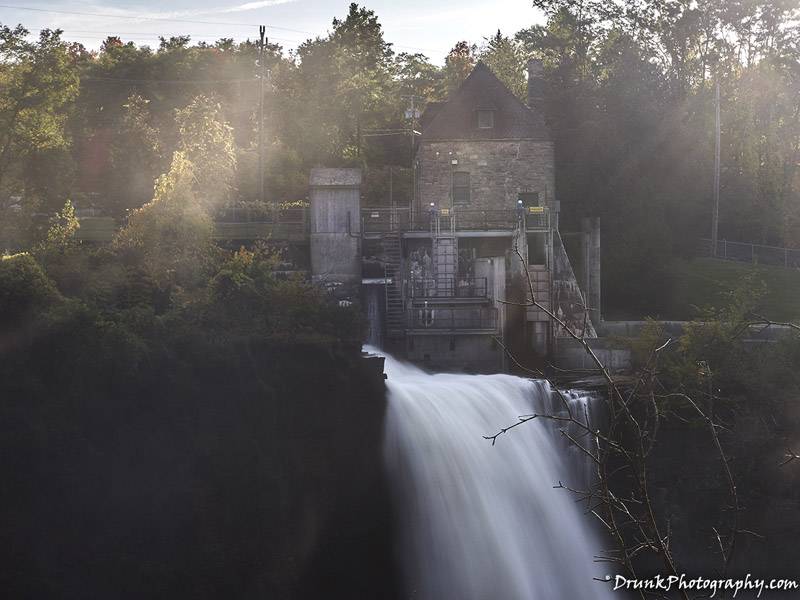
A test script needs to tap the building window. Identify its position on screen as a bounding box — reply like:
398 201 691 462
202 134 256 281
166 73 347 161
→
452 171 470 206
477 109 494 129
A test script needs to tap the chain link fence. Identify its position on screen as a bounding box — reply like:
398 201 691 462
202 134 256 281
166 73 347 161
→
699 238 800 269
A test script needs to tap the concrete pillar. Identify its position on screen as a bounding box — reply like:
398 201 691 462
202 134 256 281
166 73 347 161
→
474 256 506 305
580 217 601 323
309 168 361 291
475 256 507 371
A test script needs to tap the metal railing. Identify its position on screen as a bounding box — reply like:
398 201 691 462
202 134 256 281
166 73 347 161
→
409 276 488 299
216 206 307 225
362 206 550 234
49 207 310 244
700 238 800 269
214 206 308 239
451 209 516 230
523 207 550 230
408 305 498 331
361 207 411 232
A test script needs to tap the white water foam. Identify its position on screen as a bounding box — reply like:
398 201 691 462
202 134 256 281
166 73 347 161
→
378 349 615 600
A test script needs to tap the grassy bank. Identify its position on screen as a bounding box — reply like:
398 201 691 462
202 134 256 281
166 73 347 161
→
606 257 800 321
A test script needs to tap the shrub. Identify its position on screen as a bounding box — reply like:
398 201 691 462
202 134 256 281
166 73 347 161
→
115 152 215 296
0 253 60 329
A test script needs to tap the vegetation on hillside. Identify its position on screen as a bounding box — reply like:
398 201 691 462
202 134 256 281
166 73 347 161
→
0 2 798 594
1 2 797 316
0 50 370 596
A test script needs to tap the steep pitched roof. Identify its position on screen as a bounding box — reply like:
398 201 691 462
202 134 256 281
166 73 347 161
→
421 62 549 142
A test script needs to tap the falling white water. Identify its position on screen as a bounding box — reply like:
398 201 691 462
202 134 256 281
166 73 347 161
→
378 349 616 600
365 286 383 348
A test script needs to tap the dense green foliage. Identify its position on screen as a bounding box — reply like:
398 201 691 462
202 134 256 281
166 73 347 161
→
520 0 800 313
0 1 798 318
0 3 797 588
603 257 800 321
632 281 800 403
616 281 800 576
0 22 376 593
0 247 384 597
0 93 371 595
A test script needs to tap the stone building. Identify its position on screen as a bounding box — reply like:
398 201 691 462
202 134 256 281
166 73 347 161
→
414 60 557 223
355 60 599 371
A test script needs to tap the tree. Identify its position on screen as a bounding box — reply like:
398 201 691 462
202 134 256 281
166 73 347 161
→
158 36 192 52
479 30 526 100
285 3 397 165
0 252 61 328
107 94 162 216
394 52 444 103
114 152 214 294
484 250 800 593
39 199 79 253
0 26 79 198
443 41 476 93
515 0 800 313
174 95 236 209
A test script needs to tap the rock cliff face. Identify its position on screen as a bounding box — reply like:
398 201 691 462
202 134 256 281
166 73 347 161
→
0 339 397 599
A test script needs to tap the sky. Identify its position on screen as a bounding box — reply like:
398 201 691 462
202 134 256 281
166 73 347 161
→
0 0 546 63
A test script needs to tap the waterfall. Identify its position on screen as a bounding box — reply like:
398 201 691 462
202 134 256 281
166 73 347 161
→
365 286 384 348
379 349 615 600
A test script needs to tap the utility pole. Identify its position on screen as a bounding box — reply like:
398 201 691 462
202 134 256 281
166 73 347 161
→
711 77 720 256
403 94 422 225
258 25 267 212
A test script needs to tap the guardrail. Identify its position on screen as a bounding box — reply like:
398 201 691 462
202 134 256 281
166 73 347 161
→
216 206 307 225
409 276 488 299
408 306 498 331
75 208 309 243
362 206 549 233
360 207 411 232
452 208 548 231
700 238 800 269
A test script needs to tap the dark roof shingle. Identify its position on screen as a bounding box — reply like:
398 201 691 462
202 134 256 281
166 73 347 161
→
421 62 549 142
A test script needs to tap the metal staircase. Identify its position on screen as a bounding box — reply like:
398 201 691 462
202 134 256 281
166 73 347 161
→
433 236 457 285
382 231 405 337
432 211 457 294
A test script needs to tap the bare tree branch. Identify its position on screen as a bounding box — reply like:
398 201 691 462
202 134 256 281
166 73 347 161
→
481 246 756 598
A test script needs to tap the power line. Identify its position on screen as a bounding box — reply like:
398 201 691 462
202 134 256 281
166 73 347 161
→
55 31 304 46
0 4 258 27
1 4 448 54
82 77 259 84
57 29 301 42
257 25 267 209
0 4 310 36
61 30 234 36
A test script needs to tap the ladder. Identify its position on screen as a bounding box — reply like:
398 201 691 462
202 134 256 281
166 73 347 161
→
432 213 457 295
382 231 405 337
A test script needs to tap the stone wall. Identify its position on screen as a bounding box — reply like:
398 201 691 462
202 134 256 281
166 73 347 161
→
553 337 632 372
406 333 504 373
416 140 555 216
